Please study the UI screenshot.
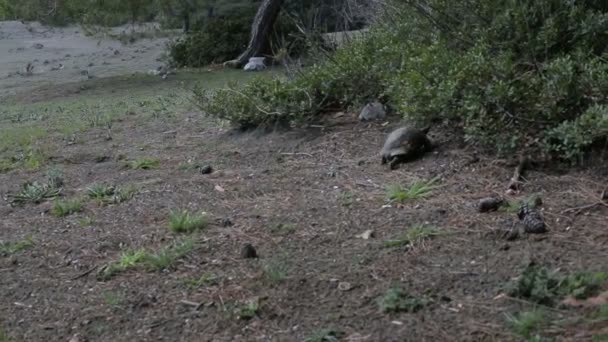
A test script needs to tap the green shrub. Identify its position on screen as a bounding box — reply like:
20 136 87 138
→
169 14 253 67
200 0 608 162
195 29 394 129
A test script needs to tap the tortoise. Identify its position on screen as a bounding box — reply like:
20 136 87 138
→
381 126 433 169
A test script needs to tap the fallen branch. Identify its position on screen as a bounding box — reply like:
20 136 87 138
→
562 188 608 216
179 300 204 310
70 265 98 280
280 152 314 157
507 156 528 191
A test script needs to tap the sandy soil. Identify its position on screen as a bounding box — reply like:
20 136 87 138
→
0 21 177 99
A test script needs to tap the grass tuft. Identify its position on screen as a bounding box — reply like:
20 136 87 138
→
235 298 260 320
377 287 429 313
87 184 136 205
0 237 34 256
506 264 607 305
506 309 546 339
128 158 160 170
169 210 208 233
384 225 441 248
10 181 61 205
143 238 195 271
97 239 195 280
51 198 84 217
386 177 440 203
263 259 288 284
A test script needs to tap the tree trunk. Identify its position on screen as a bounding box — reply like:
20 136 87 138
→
182 11 190 32
225 0 284 68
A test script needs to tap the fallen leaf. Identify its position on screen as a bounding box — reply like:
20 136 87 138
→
356 230 375 240
214 185 225 193
561 291 608 308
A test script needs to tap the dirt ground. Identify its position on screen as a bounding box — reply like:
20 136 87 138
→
1 22 608 342
0 21 176 98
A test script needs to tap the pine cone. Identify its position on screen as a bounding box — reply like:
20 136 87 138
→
518 203 547 234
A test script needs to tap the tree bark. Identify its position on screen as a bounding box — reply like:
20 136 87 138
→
225 0 284 68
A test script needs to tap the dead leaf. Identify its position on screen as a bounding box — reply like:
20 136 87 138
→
214 185 225 193
561 291 608 308
356 230 375 240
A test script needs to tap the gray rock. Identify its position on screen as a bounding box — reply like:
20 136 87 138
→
359 101 386 121
32 43 44 49
244 57 266 71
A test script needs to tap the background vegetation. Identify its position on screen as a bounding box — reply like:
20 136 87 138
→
197 0 608 163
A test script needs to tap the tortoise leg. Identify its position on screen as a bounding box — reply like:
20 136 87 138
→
389 158 400 170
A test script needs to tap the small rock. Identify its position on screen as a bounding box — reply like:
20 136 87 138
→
221 218 233 227
200 165 213 175
358 101 386 121
478 197 504 213
113 50 120 55
241 244 258 259
32 43 44 49
88 62 94 67
243 57 266 71
214 185 225 193
338 282 353 291
356 230 375 240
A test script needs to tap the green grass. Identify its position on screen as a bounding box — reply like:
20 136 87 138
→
86 184 137 205
500 194 543 213
591 304 608 320
338 191 354 207
269 222 296 235
0 68 264 175
102 291 125 307
78 217 95 227
97 248 147 280
236 298 260 320
386 176 440 203
87 183 116 200
178 160 206 171
143 238 195 271
51 198 84 217
169 210 208 233
506 265 608 305
128 158 160 170
9 181 61 205
263 259 288 284
384 225 441 248
185 273 219 288
0 237 34 256
594 334 608 342
506 309 546 339
98 239 195 280
0 327 12 342
377 287 429 313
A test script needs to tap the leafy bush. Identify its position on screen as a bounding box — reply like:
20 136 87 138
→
195 29 395 129
506 264 607 305
169 13 253 67
200 0 608 162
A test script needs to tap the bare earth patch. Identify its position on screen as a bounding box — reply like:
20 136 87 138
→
0 109 607 341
